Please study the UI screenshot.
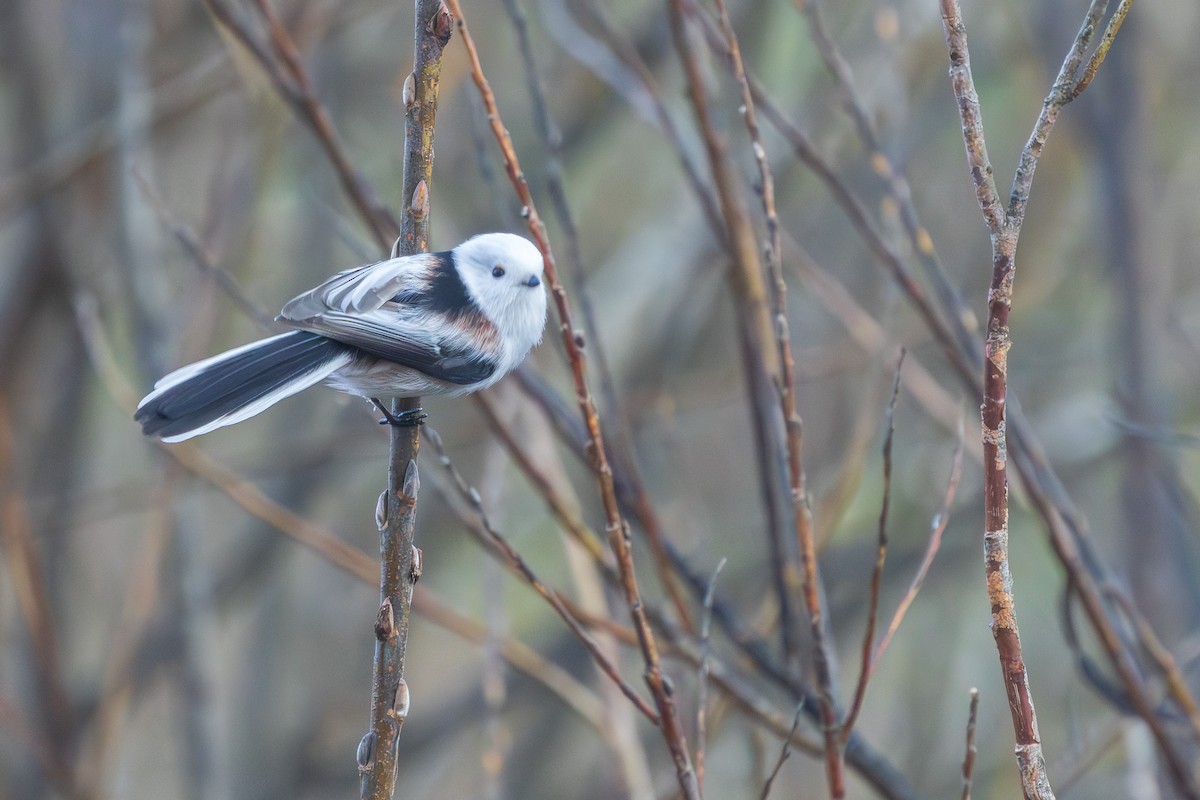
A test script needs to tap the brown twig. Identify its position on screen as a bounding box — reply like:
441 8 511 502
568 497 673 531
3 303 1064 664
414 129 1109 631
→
961 688 980 800
874 418 965 665
442 3 700 795
500 0 694 637
759 706 804 800
840 351 905 743
707 0 817 681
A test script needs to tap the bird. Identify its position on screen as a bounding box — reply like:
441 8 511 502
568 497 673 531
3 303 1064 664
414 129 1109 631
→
136 232 548 442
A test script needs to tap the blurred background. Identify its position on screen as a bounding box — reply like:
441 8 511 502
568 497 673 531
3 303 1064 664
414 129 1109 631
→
2 0 1199 798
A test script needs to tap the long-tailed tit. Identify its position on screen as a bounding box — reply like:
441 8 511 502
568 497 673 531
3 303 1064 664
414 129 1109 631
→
136 232 547 442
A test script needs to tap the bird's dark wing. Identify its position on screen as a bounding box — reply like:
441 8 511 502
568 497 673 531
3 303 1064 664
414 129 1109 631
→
287 310 497 386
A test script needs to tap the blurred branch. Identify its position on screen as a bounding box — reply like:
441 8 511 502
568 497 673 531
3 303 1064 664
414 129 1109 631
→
75 478 174 800
670 1 844 792
443 2 700 795
200 0 399 250
132 170 277 330
795 0 977 356
694 558 725 792
412 586 608 731
0 52 232 221
546 0 727 240
0 395 77 798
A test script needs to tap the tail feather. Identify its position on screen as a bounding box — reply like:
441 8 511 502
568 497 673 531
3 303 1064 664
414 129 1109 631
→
136 331 354 442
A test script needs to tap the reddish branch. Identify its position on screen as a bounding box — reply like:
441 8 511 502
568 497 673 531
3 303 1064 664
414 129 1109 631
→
441 2 700 796
936 1 1199 798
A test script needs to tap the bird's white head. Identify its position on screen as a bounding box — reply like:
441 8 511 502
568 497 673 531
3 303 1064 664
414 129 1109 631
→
453 232 548 354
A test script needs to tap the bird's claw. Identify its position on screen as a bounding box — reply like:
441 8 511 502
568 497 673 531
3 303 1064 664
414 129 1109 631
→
377 408 427 428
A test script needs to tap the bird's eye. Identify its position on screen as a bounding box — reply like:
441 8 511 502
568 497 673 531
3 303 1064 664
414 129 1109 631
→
491 265 506 278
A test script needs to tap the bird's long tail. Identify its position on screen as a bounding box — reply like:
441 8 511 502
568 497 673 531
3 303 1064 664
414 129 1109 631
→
135 331 355 442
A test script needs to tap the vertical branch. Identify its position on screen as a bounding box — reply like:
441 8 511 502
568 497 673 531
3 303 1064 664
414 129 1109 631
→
939 0 1167 797
938 3 1050 796
441 3 700 796
359 3 451 800
961 688 980 800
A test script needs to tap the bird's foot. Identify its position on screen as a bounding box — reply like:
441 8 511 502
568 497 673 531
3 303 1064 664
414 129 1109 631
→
370 399 427 428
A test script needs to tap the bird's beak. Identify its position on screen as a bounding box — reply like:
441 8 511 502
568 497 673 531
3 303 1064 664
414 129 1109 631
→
525 275 541 288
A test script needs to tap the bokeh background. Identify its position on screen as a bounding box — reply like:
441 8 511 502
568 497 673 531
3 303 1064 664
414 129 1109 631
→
2 0 1199 798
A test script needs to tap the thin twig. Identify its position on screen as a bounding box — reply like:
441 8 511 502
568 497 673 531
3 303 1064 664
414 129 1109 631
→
695 558 726 793
961 688 980 800
874 418 965 665
1102 586 1200 740
442 3 700 795
1070 0 1133 99
131 170 277 329
500 0 694 636
760 706 804 800
841 350 905 743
